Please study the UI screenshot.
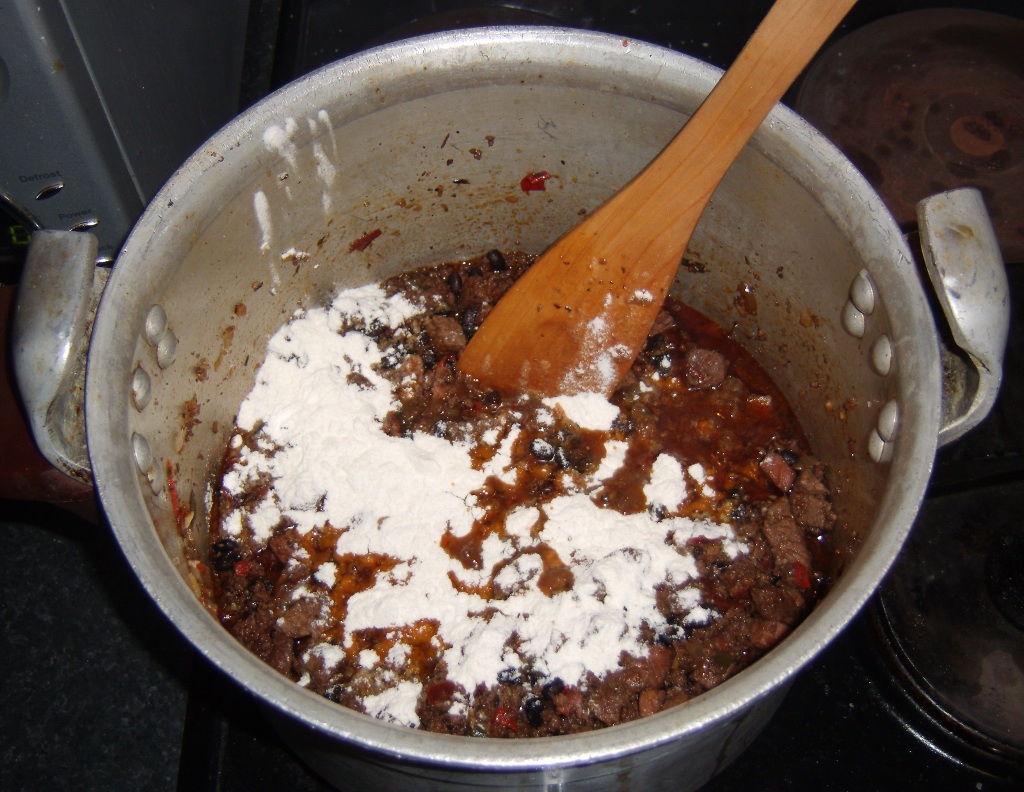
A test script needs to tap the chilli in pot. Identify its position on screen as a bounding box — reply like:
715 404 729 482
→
12 27 1008 792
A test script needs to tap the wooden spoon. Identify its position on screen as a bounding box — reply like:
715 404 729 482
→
459 0 857 397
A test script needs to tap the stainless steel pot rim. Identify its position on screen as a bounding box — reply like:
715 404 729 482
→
87 26 939 771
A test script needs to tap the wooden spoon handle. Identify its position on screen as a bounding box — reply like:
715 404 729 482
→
460 0 857 396
597 0 858 265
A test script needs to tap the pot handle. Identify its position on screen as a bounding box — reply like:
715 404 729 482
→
12 229 104 483
917 187 1009 447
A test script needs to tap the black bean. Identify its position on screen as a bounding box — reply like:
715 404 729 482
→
447 269 463 297
523 696 544 727
649 352 672 370
212 550 241 571
497 667 521 686
380 346 403 370
422 350 438 369
657 625 685 644
611 415 635 436
459 306 480 338
486 249 508 271
531 438 556 461
248 577 274 595
483 390 501 407
730 502 750 521
779 449 799 466
644 332 666 352
211 538 241 571
541 678 564 699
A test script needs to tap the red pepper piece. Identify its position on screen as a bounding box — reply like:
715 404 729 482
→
165 459 189 535
349 228 383 252
491 706 518 733
166 460 180 517
233 560 251 577
520 171 553 192
792 561 812 589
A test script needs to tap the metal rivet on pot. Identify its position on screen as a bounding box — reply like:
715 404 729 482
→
841 300 865 338
156 329 178 369
144 305 168 346
132 432 153 474
147 465 163 495
849 270 875 315
131 367 152 411
877 399 899 442
870 334 893 376
868 427 893 464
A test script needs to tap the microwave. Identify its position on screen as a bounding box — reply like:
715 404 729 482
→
0 0 250 283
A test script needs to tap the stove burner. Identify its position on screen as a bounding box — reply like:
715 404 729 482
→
794 9 1024 261
874 479 1024 763
988 527 1024 633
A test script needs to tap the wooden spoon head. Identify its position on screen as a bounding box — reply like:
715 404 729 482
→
457 220 678 397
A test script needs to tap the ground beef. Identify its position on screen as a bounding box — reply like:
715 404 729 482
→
206 249 835 738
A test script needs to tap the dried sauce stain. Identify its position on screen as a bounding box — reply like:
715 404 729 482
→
213 325 235 371
732 281 758 317
176 395 202 453
349 229 383 252
194 358 210 382
520 171 553 192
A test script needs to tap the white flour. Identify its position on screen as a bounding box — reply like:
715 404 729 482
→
219 283 747 727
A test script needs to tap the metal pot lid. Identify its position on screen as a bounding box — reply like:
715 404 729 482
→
794 9 1024 262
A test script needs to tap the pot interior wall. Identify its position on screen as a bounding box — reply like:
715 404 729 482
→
110 29 917 727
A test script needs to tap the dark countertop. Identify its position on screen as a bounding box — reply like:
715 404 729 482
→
1 504 192 791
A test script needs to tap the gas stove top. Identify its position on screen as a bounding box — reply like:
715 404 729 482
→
3 1 1022 790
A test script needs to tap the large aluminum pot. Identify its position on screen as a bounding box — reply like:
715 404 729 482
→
16 28 1009 791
